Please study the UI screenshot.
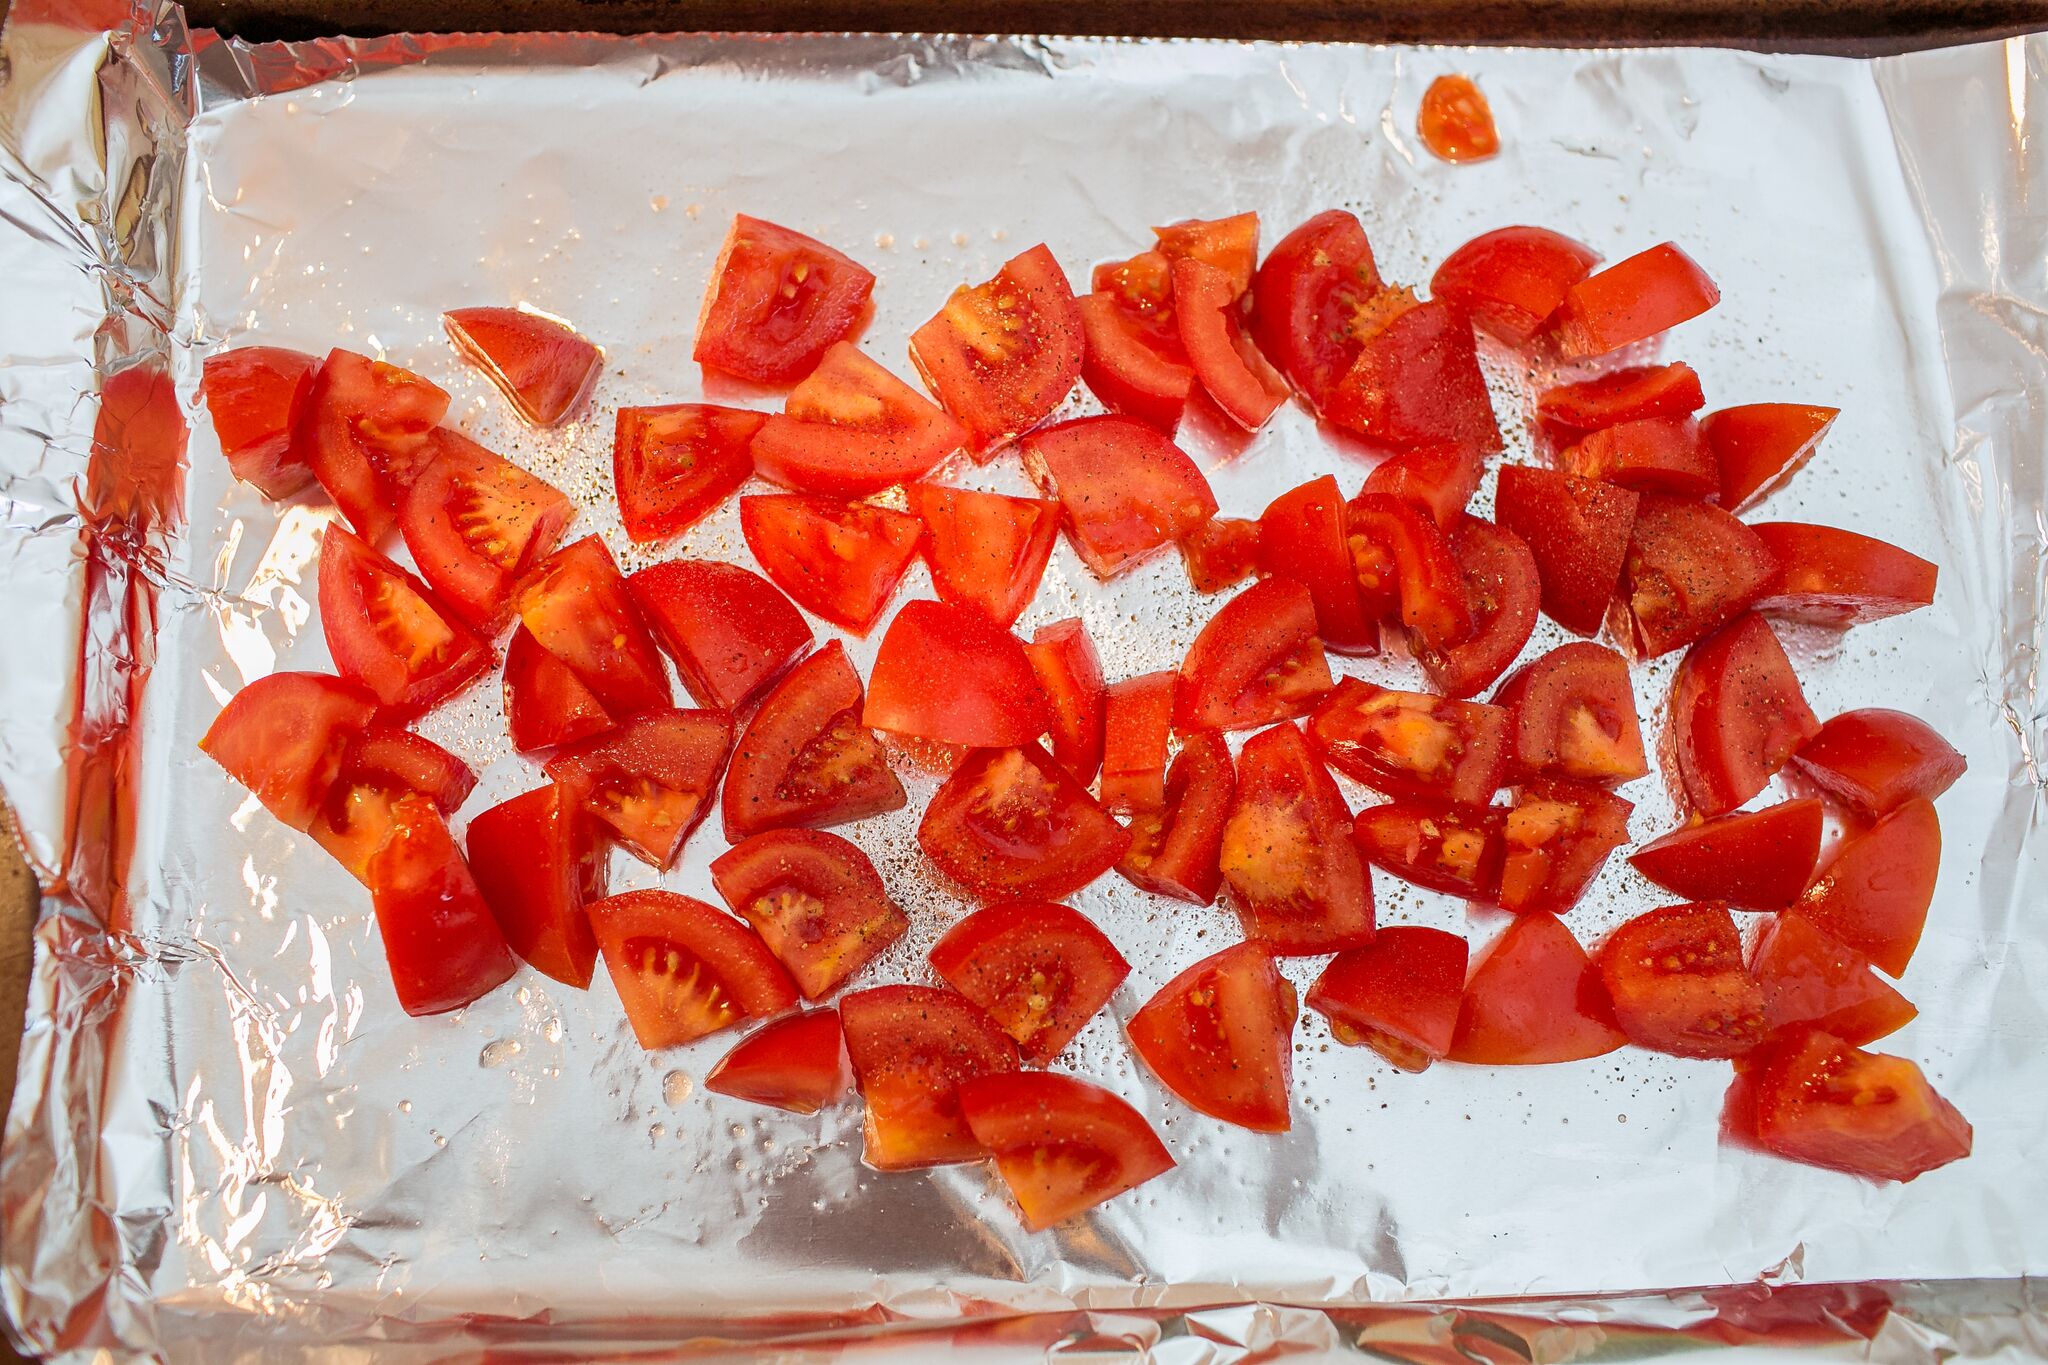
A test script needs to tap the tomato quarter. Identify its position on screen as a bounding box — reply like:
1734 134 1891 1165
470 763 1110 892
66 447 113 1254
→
1549 242 1720 359
1559 416 1717 498
919 744 1131 902
706 1008 855 1115
1430 226 1599 347
693 214 876 386
1416 516 1540 699
544 709 734 868
1703 403 1838 512
1023 618 1106 785
398 426 576 627
1325 298 1501 455
1127 941 1297 1132
751 343 967 495
930 901 1130 1061
1172 257 1288 431
1671 612 1819 816
1449 914 1625 1065
906 483 1060 627
1622 494 1777 658
466 782 606 988
503 624 613 754
1490 641 1647 785
516 535 673 718
319 524 492 716
338 725 474 814
612 403 761 544
1258 476 1378 654
1751 914 1917 1047
1629 799 1823 911
739 493 922 634
1493 464 1639 638
1790 709 1966 819
1536 363 1705 436
1743 1029 1970 1183
1077 288 1193 431
1597 903 1767 1059
1219 722 1375 955
910 243 1083 454
1250 209 1384 410
1174 578 1335 732
1362 443 1483 528
198 671 378 831
722 640 905 842
710 829 909 999
958 1073 1175 1231
589 889 799 1050
841 984 1021 1169
1023 415 1218 578
1180 515 1263 592
1495 778 1633 916
1347 490 1472 652
1352 799 1502 899
294 348 451 545
1750 522 1937 628
1117 730 1235 905
1308 925 1468 1072
863 600 1052 749
1307 678 1509 805
628 559 812 712
1796 798 1941 979
443 306 601 427
202 345 318 498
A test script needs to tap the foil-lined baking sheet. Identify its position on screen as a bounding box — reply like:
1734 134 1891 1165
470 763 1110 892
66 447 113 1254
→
1 6 2044 1360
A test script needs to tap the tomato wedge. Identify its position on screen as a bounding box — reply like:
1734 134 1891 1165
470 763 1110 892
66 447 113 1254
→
319 525 492 716
1362 443 1483 528
1077 286 1193 431
1751 914 1917 1047
338 726 474 814
1430 226 1599 347
398 426 576 627
628 559 811 712
503 624 612 754
202 345 318 498
1117 730 1234 905
1418 74 1499 162
1559 416 1717 498
1180 515 1263 592
910 243 1083 454
1449 914 1625 1065
1796 798 1941 978
1549 242 1720 359
1535 363 1705 436
1750 523 1938 628
443 306 601 427
930 901 1131 1061
1597 903 1767 1059
841 984 1021 1169
1742 1028 1970 1182
1630 799 1824 911
863 600 1051 748
1250 209 1384 410
1489 642 1647 785
958 1073 1174 1231
515 535 672 718
693 214 876 386
1219 722 1375 955
919 744 1131 902
1352 799 1502 899
1347 490 1472 652
751 343 967 495
1325 297 1501 454
1127 941 1296 1132
906 483 1059 627
1022 415 1218 578
1672 612 1820 817
294 348 451 544
710 829 908 998
722 641 905 842
1174 578 1335 732
739 493 922 635
706 1008 854 1115
465 782 606 988
1171 257 1288 431
588 890 798 1050
1308 926 1469 1072
1495 778 1634 916
1258 476 1377 654
1023 618 1106 785
1622 494 1778 658
544 709 734 868
1306 678 1509 805
198 671 378 831
612 403 761 544
1098 671 1176 813
1416 516 1540 699
1703 403 1838 512
1790 709 1966 819
1153 212 1260 294
1493 465 1639 638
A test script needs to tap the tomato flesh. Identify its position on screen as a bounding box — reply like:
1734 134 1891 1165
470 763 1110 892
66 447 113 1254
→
198 672 378 832
1559 416 1717 498
919 744 1132 902
589 890 799 1050
1416 516 1540 699
1250 208 1384 411
1597 903 1767 1059
1127 941 1297 1132
1347 490 1472 652
1024 618 1106 785
1308 925 1468 1072
1703 403 1838 512
338 726 474 814
1493 464 1639 638
202 345 318 499
1790 708 1966 819
516 535 672 718
1259 476 1378 654
443 306 600 427
1449 914 1625 1065
294 348 452 544
1796 798 1941 978
1219 722 1375 955
863 600 1052 748
1153 212 1260 295
752 343 967 495
1077 288 1193 431
1174 578 1335 732
722 640 905 842
1743 1029 1970 1183
693 214 876 386
503 624 613 754
1172 257 1288 431
465 782 606 988
1181 515 1263 593
1672 612 1820 816
1489 641 1647 785
1117 730 1235 905
544 709 734 868
1362 443 1483 528
930 901 1131 1061
1098 671 1176 813
1549 242 1720 359
612 403 761 544
1622 494 1778 658
1630 799 1823 911
1495 778 1634 916
841 984 1020 1169
710 829 908 999
628 559 811 712
1536 363 1705 436
1418 74 1499 162
1751 914 1917 1047
398 426 576 627
1750 522 1938 628
1307 678 1509 805
319 525 492 716
706 1008 855 1115
906 483 1060 627
1023 415 1218 578
958 1072 1175 1231
1351 799 1502 899
910 243 1083 454
738 493 922 635
1325 297 1501 454
1430 226 1599 347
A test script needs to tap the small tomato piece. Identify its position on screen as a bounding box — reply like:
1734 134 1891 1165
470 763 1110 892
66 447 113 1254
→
1024 617 1106 785
1117 730 1235 905
1743 1029 1970 1182
710 829 908 999
1549 242 1720 359
863 600 1052 749
1180 515 1264 593
1351 799 1503 899
1418 74 1499 162
294 348 451 544
930 901 1131 1061
198 672 378 831
466 782 606 988
1449 914 1625 1065
1622 493 1778 658
443 306 601 426
1172 257 1288 431
503 624 612 754
1023 414 1218 578
202 345 319 498
1559 416 1717 498
751 343 967 496
1751 914 1917 1047
1309 925 1469 1072
1629 799 1824 911
1219 722 1375 955
1494 778 1634 916
543 709 733 869
1250 209 1384 410
398 426 576 628
1790 709 1966 819
1099 671 1177 814
906 483 1060 627
706 1008 855 1115
1325 297 1501 454
1536 363 1705 435
739 493 922 635
1127 941 1297 1132
337 726 474 815
1173 578 1335 732
515 535 673 718
1416 516 1540 698
722 641 905 842
1671 612 1820 817
319 525 492 716
589 889 799 1049
1362 443 1483 528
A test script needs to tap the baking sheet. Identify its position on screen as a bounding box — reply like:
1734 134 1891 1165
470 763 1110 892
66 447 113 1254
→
1 7 2045 1361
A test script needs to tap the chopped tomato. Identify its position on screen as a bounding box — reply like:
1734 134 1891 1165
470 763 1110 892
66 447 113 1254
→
910 243 1083 454
958 1073 1175 1231
1347 491 1472 652
1174 578 1335 732
1430 226 1599 347
338 726 474 814
1672 612 1820 816
722 641 905 841
294 348 451 544
398 426 576 626
752 343 967 495
1796 798 1941 978
544 709 734 868
1489 641 1647 785
1250 209 1384 410
1449 914 1625 1065
1630 799 1824 911
1180 515 1263 592
1418 74 1499 162
1153 212 1260 295
738 493 922 634
1172 257 1288 430
1416 516 1539 699
1219 722 1375 955
1597 903 1767 1058
1325 297 1501 454
1493 464 1639 637
930 901 1131 1061
1751 914 1917 1047
1550 242 1720 358
503 624 613 754
465 782 606 988
1023 617 1106 784
443 306 601 426
612 403 761 544
1750 523 1938 628
1022 415 1218 578
1790 709 1966 819
705 1008 854 1114
1127 941 1296 1132
588 889 799 1049
906 483 1060 627
1362 443 1483 528
1622 494 1778 658
1559 416 1717 498
319 525 491 715
515 535 672 718
1495 778 1633 916
919 744 1132 902
840 984 1020 1169
628 559 811 711
1308 925 1468 1072
1258 476 1378 654
1351 799 1502 898
1535 363 1705 436
693 214 876 385
863 600 1052 748
1077 287 1193 431
198 671 377 831
1703 403 1838 512
1098 671 1176 813
1743 1029 1970 1182
202 345 318 498
1117 730 1234 905
710 829 908 998
1307 678 1509 805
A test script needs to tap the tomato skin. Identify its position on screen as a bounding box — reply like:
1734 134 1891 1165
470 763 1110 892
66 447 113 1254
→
1325 298 1501 454
1622 494 1778 659
710 829 909 999
1362 443 1483 528
906 484 1060 627
958 1072 1175 1231
1796 798 1941 979
1631 799 1823 910
503 624 613 754
751 343 967 496
1596 903 1767 1059
628 559 811 712
722 641 905 842
1308 926 1469 1072
1022 415 1219 578
840 984 1021 1169
319 525 493 716
588 889 799 1050
1077 290 1193 431
1559 416 1717 498
612 403 761 544
1098 672 1177 814
1430 226 1600 347
1418 74 1499 162
1153 212 1260 295
693 214 876 386
1749 523 1938 628
1351 799 1502 899
398 426 576 628
1489 641 1647 785
1117 730 1235 905
1346 491 1472 652
465 782 606 988
919 744 1132 902
1220 722 1376 955
516 535 673 718
1743 1028 1970 1182
443 306 601 427
1703 403 1838 512
1672 612 1820 817
338 726 475 814
1789 709 1965 819
202 345 319 498
1258 476 1378 655
1127 941 1297 1132
1180 515 1263 593
1495 778 1634 916
355 791 519 1016
1416 516 1540 699
910 243 1084 454
1174 578 1335 733
1449 914 1626 1065
1751 913 1916 1046
544 708 734 868
929 901 1131 1061
1493 465 1639 638
705 1008 854 1115
1535 363 1705 436
1023 618 1106 785
1250 209 1384 411
863 600 1052 749
294 348 451 545
198 672 379 831
1173 257 1289 430
738 493 922 635
1307 678 1509 805
1549 242 1720 359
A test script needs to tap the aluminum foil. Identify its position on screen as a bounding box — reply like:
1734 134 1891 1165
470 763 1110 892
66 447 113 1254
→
2 8 2045 1361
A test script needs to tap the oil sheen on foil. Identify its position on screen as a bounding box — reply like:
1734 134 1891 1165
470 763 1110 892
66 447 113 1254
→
0 7 2043 1361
